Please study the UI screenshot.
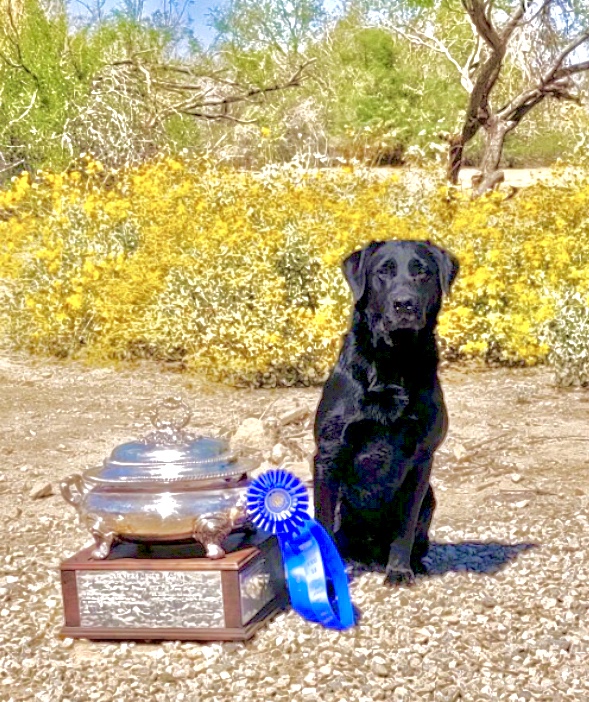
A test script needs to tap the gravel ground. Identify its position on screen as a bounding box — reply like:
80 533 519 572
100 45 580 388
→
1 352 589 701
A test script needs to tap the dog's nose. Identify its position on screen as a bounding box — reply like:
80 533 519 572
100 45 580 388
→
392 296 416 314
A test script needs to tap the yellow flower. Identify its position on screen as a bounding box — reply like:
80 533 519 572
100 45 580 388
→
66 294 84 310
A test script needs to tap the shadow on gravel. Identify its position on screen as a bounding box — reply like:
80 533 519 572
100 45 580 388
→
347 541 538 580
422 540 538 576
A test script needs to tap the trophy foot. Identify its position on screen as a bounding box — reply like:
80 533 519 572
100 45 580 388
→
193 506 248 560
205 542 226 559
90 528 116 559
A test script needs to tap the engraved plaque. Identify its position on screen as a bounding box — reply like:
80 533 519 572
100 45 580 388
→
77 570 224 628
240 557 275 625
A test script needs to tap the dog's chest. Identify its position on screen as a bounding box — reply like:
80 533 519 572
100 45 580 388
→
360 389 410 424
341 424 411 508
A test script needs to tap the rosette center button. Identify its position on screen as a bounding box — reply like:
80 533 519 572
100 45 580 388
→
265 488 291 514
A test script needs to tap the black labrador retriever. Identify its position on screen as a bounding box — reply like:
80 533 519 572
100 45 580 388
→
313 240 459 586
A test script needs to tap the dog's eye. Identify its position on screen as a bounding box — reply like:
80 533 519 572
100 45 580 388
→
376 263 396 280
409 260 430 280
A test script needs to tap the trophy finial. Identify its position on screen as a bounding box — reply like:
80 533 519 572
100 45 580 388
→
144 396 193 445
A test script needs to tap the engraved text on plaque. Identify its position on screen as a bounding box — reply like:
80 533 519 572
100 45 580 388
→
76 570 224 628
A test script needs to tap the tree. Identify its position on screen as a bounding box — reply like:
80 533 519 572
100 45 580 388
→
382 0 589 194
321 10 465 164
211 0 325 59
0 0 77 172
0 0 315 171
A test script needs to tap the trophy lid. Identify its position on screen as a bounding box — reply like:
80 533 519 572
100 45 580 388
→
85 397 248 486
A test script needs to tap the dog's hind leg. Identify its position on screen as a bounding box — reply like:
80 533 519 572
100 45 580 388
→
411 483 435 575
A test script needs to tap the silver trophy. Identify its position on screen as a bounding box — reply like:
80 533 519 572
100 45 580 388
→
60 397 256 559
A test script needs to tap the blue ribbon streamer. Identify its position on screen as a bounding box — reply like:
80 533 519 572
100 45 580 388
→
246 469 354 630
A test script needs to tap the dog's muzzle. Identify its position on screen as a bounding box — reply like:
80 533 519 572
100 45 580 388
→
384 296 424 332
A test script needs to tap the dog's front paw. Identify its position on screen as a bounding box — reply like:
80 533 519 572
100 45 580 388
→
383 565 415 587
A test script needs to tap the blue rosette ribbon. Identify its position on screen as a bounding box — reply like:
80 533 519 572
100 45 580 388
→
246 469 354 630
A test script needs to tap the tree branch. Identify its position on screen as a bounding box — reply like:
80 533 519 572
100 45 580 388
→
498 29 589 124
95 56 316 128
501 0 538 40
388 24 474 92
461 0 502 50
543 28 589 84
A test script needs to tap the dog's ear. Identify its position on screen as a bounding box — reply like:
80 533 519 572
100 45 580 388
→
342 241 385 302
426 242 459 294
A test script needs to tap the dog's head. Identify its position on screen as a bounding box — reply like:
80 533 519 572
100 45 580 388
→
343 240 459 344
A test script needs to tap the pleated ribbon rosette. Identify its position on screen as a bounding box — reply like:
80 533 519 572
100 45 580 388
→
246 469 354 630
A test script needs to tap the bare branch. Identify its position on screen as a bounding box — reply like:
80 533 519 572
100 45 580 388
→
498 29 589 123
555 59 589 78
0 159 24 176
501 0 538 40
93 54 316 131
150 59 316 126
461 0 502 50
182 112 257 124
389 24 474 92
543 28 589 84
6 89 38 128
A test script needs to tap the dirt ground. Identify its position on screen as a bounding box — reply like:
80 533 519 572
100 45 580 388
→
1 352 589 700
2 351 587 537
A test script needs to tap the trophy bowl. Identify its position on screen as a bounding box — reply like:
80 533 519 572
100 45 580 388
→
60 398 258 560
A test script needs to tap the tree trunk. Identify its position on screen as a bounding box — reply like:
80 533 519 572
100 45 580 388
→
472 117 509 196
446 134 465 185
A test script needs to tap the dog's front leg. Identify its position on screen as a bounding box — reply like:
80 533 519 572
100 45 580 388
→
313 415 350 537
384 456 433 586
313 462 340 537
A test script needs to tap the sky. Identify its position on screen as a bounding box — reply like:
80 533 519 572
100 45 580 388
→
191 0 224 44
74 0 227 46
82 0 341 47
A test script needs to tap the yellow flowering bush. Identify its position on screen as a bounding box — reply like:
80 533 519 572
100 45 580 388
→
1 157 589 386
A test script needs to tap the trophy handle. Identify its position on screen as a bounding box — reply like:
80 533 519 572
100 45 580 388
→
60 474 86 507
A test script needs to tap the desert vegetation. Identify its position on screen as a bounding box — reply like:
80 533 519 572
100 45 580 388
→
1 0 589 386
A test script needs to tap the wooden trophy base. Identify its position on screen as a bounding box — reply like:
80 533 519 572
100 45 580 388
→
60 531 287 641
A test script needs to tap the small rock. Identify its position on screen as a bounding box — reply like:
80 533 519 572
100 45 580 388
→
514 499 530 509
275 676 290 689
481 596 497 608
279 405 310 426
452 443 467 459
371 658 389 677
230 418 275 456
29 481 54 499
5 506 22 520
408 656 421 669
511 473 523 483
414 628 430 644
270 443 288 464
